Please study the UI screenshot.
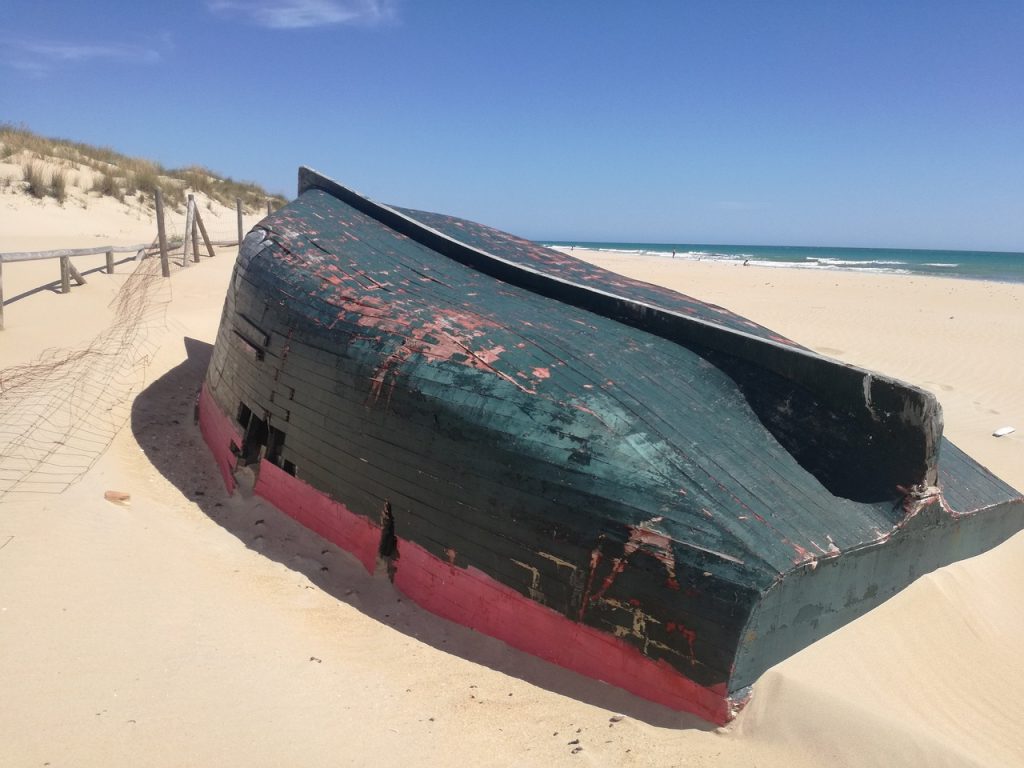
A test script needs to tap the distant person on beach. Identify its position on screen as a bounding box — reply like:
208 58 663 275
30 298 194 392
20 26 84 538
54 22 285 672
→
743 259 749 266
672 249 676 259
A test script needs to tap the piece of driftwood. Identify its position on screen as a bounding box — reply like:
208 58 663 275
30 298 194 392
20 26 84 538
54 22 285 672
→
103 490 131 504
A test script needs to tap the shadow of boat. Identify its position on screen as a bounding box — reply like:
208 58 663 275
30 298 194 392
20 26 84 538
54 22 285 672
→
129 336 713 731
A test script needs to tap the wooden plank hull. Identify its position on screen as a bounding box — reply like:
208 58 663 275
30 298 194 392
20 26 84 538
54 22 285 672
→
198 168 1024 722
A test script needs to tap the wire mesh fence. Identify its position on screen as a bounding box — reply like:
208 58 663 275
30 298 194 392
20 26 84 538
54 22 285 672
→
0 252 172 499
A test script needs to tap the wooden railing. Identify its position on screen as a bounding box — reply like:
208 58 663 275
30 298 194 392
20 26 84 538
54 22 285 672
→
0 194 270 330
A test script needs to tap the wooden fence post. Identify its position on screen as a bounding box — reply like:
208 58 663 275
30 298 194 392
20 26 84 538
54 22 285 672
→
182 196 195 266
194 206 216 258
59 256 70 293
68 262 86 286
191 211 201 263
267 200 272 217
236 197 243 247
0 242 183 327
156 188 170 278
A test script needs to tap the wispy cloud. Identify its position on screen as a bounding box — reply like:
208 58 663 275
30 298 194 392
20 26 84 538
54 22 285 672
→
208 0 396 29
3 37 161 76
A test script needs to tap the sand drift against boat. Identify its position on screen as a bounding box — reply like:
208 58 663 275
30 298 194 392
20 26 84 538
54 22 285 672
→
197 168 1024 723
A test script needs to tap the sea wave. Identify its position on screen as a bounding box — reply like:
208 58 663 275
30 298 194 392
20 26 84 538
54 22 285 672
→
544 242 1023 284
749 260 912 275
747 260 812 269
814 258 907 266
667 250 750 261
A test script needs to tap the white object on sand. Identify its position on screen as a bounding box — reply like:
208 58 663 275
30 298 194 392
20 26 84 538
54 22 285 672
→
992 426 1016 437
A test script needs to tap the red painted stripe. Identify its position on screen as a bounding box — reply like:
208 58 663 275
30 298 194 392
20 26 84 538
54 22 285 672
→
198 386 739 723
392 539 735 723
254 459 379 574
198 384 241 494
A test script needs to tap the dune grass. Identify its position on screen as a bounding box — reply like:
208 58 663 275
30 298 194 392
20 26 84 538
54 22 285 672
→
1 123 287 213
91 170 123 202
21 162 48 199
50 168 68 203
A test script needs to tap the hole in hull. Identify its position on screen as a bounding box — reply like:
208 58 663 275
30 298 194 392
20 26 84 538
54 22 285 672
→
378 501 399 581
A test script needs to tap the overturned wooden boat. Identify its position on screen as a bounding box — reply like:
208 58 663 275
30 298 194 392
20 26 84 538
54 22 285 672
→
198 167 1024 723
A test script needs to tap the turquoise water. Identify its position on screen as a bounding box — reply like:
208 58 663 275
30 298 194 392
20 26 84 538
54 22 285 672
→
541 241 1024 284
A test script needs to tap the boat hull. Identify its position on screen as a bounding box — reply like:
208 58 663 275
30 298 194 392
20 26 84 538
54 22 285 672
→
199 384 739 721
197 168 1024 722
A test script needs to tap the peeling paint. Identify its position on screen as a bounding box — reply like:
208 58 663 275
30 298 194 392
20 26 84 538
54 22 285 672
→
199 173 1024 727
537 551 576 570
511 559 544 603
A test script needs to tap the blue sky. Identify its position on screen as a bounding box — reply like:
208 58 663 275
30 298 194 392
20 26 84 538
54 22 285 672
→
2 1 1022 250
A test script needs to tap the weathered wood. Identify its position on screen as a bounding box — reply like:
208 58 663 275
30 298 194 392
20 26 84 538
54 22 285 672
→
267 200 272 217
199 170 1024 725
236 197 244 247
1 244 147 263
0 226 236 332
182 197 195 267
303 168 942 500
2 242 192 264
59 256 70 294
185 195 200 264
194 206 217 258
156 188 170 278
68 261 86 286
3 247 104 262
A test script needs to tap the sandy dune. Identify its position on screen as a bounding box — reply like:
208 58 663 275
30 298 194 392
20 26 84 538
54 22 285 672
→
1 199 1021 766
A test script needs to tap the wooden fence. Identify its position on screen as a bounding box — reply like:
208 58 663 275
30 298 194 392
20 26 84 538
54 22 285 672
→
0 195 271 330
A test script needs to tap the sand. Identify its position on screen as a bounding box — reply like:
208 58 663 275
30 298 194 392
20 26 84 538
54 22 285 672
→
1 196 1022 767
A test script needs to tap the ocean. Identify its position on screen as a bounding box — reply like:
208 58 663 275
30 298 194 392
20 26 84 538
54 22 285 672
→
541 241 1024 284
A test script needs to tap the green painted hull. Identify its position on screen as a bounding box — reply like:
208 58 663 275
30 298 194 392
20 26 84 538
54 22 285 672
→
198 168 1024 721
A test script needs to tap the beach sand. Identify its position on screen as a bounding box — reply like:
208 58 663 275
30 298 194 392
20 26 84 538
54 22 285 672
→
1 198 1022 767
